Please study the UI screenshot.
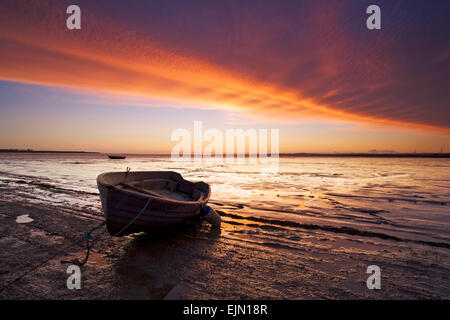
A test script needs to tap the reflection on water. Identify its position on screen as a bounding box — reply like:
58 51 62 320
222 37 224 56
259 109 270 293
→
0 153 449 246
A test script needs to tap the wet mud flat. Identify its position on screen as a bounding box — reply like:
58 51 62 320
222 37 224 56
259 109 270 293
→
0 198 449 299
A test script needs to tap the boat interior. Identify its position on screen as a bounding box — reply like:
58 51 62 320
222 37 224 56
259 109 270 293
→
118 179 200 201
98 171 208 202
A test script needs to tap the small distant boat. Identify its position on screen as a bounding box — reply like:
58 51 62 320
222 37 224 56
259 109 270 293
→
97 171 214 235
108 155 126 159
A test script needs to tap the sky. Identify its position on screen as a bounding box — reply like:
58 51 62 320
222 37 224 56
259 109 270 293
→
0 0 449 153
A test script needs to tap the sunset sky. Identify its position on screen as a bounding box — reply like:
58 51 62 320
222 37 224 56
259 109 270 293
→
0 0 449 153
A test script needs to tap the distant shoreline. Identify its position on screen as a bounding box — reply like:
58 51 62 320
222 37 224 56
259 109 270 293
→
280 152 450 158
1 149 449 158
0 149 99 154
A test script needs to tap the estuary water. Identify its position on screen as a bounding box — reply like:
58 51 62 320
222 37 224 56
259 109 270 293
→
1 153 449 245
1 152 450 298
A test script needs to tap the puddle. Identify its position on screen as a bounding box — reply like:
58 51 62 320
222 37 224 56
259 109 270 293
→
16 214 34 224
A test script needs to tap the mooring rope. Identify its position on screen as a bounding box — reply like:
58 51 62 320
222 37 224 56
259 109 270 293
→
112 197 151 237
61 196 152 266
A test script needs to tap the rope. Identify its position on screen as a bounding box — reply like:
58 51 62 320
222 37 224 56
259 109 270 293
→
61 196 152 266
112 197 151 237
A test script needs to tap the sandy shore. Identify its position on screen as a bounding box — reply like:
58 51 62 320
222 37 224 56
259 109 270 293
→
0 198 449 299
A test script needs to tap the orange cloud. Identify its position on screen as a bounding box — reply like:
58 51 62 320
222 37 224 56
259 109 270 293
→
0 0 449 135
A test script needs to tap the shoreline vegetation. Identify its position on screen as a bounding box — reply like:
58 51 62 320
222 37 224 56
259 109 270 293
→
1 149 449 158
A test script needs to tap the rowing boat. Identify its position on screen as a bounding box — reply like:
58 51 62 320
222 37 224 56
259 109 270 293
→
97 171 212 235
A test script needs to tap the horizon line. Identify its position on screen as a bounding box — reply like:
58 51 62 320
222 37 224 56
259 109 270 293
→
1 149 449 158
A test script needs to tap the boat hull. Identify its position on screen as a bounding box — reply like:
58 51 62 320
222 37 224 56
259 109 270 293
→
97 171 210 235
